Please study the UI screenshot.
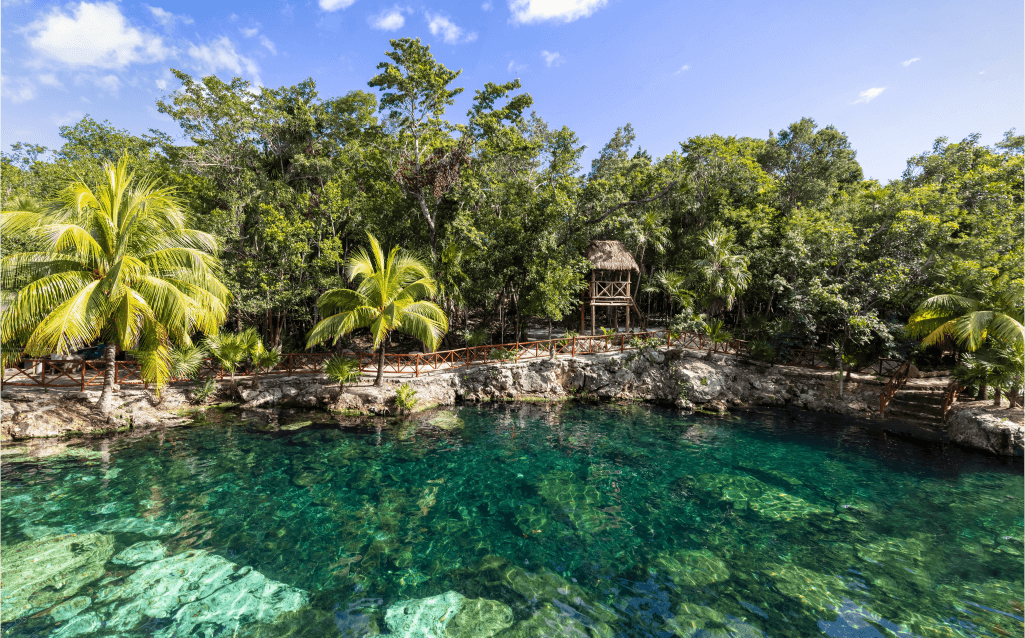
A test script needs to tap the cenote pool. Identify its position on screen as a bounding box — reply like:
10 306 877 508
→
1 404 1022 637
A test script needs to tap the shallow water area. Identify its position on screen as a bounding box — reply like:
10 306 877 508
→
1 403 1022 637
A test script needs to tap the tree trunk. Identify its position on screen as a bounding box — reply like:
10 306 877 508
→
98 343 117 416
993 387 1002 407
976 383 987 401
375 341 386 387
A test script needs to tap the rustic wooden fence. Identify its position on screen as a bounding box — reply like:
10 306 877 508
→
1 329 903 390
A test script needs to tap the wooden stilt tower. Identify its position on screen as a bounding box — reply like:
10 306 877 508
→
580 240 644 336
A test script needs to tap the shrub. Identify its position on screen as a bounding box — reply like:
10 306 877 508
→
463 327 491 347
325 356 361 388
169 344 208 381
193 377 218 404
395 382 419 414
488 347 517 362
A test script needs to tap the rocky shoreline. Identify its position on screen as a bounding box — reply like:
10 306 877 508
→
3 346 1022 456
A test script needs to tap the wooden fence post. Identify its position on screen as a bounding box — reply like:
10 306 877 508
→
620 334 625 353
571 336 576 358
41 361 46 387
415 353 420 378
80 362 86 391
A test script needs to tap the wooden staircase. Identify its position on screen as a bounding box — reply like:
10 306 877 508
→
879 374 956 439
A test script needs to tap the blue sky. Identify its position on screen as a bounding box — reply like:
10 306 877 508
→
2 0 1022 181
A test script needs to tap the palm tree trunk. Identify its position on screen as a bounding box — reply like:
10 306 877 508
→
375 341 386 387
993 387 1002 407
98 343 117 416
976 383 988 401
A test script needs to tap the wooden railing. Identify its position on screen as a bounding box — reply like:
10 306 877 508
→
941 380 965 419
1 330 909 390
879 360 912 416
588 280 631 300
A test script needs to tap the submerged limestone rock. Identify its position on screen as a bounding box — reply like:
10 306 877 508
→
384 590 513 638
111 540 167 566
94 548 308 636
763 563 848 612
0 533 114 621
498 604 614 637
535 471 622 534
691 473 830 521
428 411 465 430
649 549 731 587
667 603 765 637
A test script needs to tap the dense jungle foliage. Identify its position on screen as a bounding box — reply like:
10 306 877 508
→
3 38 1022 372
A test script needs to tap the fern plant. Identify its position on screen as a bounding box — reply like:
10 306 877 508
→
193 377 218 404
168 344 208 381
463 327 491 347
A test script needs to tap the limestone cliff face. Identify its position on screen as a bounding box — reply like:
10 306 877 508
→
946 403 1024 456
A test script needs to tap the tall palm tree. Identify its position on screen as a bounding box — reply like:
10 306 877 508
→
1 157 230 415
694 226 750 315
907 287 1023 352
306 233 448 387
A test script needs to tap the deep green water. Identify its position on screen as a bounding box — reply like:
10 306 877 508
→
1 403 1022 637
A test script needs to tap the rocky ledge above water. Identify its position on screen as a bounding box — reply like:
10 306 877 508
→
946 402 1025 456
4 347 1022 456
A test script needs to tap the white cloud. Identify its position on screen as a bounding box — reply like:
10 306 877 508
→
1 75 37 103
541 50 563 67
241 27 260 37
482 1 493 9
147 5 193 27
259 35 276 54
507 60 526 72
510 0 607 24
369 8 405 30
188 36 261 83
155 78 168 89
852 87 885 104
674 64 689 74
902 57 920 68
427 13 476 44
319 0 356 11
94 74 121 93
38 73 62 86
26 2 169 69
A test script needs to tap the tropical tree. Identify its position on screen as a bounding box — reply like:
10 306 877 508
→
306 233 448 386
693 225 751 315
1 157 229 415
906 286 1024 352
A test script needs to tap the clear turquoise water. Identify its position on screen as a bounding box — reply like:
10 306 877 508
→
1 403 1022 637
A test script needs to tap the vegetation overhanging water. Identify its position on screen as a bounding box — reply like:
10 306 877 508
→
1 403 1022 637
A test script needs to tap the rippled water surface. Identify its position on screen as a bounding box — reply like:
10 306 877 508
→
1 403 1022 637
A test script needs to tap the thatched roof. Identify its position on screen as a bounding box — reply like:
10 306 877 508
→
585 240 639 272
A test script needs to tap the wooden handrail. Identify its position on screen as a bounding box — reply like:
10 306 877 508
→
879 360 911 416
941 379 965 418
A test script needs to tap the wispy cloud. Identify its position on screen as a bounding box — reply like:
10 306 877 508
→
319 0 356 11
240 26 260 37
427 13 476 44
541 50 563 67
38 73 62 87
902 57 920 68
1 75 37 103
852 87 885 104
507 60 526 72
25 2 170 69
369 8 405 30
155 78 168 89
674 64 689 74
259 35 276 54
93 74 121 93
147 5 193 27
482 1 493 10
510 0 607 24
188 36 261 84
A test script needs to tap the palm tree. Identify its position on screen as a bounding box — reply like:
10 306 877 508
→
648 270 693 323
306 233 448 387
1 158 230 415
694 226 750 315
907 288 1023 352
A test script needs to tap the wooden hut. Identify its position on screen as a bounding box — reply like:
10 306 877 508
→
581 240 643 335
